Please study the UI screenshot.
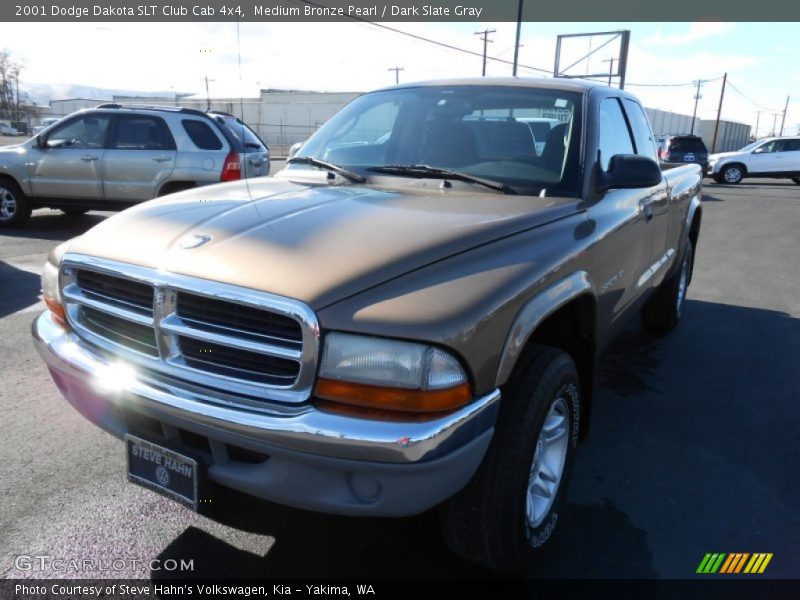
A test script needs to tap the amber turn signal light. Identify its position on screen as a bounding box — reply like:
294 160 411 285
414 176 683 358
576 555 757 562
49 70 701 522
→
314 378 472 414
44 296 68 329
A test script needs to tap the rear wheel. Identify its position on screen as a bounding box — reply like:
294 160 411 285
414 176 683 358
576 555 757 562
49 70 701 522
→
641 241 694 333
440 346 581 572
720 164 744 184
0 179 32 228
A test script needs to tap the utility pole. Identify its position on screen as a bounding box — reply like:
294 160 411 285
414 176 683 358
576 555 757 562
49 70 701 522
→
474 28 496 77
771 113 778 137
690 79 704 135
754 111 762 139
204 75 214 111
711 72 727 153
779 95 790 136
388 66 404 85
512 0 523 76
602 58 616 86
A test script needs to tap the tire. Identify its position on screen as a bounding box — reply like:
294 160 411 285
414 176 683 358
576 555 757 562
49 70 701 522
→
440 346 581 572
61 208 89 217
792 177 800 185
720 164 744 184
0 179 32 228
641 241 694 333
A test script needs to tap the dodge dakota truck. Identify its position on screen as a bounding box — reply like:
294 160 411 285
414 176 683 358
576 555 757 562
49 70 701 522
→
32 78 702 572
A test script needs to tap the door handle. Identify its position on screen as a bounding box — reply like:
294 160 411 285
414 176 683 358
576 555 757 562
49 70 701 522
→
81 155 98 162
640 197 654 221
153 156 172 163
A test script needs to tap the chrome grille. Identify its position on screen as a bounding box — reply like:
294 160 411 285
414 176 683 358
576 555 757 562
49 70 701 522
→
60 255 320 404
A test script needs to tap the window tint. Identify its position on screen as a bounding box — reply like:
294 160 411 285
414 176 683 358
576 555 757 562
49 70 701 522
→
669 137 707 153
215 115 267 150
112 115 175 150
598 98 634 170
182 119 223 150
46 114 111 149
623 99 657 160
776 139 800 152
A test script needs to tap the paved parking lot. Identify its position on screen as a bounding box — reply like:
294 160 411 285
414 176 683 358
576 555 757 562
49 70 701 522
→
1 177 798 579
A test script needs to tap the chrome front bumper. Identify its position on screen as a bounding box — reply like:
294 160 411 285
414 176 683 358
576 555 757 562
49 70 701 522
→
32 311 500 515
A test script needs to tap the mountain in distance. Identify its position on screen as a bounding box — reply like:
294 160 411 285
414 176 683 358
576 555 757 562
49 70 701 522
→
22 82 192 105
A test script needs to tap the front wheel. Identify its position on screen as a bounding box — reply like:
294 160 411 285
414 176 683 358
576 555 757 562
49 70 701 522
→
0 179 32 228
641 241 694 333
440 346 581 572
720 164 744 184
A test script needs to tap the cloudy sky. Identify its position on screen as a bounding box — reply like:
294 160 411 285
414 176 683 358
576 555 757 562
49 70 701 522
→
1 21 798 134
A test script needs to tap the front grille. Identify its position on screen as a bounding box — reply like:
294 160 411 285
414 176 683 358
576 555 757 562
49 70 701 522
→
80 306 159 356
76 269 154 315
61 259 319 404
176 292 302 348
179 336 299 385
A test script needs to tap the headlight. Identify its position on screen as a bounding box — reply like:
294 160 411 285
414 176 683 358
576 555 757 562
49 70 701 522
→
316 333 471 413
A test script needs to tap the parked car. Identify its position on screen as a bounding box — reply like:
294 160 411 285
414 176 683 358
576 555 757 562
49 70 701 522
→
32 117 63 135
658 134 709 175
33 78 702 572
708 136 800 184
0 104 270 227
0 122 20 136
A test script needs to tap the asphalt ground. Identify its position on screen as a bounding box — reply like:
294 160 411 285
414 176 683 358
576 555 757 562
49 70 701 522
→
0 174 798 581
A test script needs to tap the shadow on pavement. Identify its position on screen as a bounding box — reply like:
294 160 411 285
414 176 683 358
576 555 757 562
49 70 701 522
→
0 261 42 318
148 299 798 579
1 210 107 242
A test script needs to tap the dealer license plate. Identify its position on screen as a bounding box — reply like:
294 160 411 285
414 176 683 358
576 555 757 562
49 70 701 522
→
125 435 199 511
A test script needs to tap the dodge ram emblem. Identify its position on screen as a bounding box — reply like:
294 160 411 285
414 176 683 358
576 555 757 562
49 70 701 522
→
179 234 212 249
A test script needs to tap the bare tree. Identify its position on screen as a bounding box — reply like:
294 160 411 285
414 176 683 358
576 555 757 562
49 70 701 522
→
0 50 27 118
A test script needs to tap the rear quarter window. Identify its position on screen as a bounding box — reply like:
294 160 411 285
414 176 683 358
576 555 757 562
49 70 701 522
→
182 119 223 150
670 138 707 153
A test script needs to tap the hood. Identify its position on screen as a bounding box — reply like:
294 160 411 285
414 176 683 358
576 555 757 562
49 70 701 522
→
67 178 581 309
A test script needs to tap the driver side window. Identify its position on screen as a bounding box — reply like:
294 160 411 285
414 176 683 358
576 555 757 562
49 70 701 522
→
754 141 777 154
46 114 111 149
598 98 635 170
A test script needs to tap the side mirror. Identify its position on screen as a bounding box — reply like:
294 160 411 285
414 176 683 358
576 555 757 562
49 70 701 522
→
596 154 662 193
287 141 304 160
36 134 47 148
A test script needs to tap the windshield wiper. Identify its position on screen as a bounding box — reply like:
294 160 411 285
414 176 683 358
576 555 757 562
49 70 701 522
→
287 156 366 183
367 164 515 194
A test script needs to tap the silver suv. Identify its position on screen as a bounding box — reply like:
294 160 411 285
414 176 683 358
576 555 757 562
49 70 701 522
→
0 104 270 227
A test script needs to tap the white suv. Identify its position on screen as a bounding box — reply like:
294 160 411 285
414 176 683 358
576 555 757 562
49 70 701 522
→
709 136 800 184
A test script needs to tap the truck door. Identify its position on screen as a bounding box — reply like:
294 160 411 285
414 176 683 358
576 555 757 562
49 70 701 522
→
102 114 177 201
622 99 671 289
28 113 111 200
590 97 655 327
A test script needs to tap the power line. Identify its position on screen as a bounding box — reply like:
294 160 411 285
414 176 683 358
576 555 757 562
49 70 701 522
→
726 80 780 113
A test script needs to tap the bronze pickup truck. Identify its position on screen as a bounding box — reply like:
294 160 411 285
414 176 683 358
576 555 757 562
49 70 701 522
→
33 78 702 572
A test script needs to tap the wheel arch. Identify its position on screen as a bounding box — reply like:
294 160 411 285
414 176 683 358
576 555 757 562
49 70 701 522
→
495 272 598 440
157 180 197 197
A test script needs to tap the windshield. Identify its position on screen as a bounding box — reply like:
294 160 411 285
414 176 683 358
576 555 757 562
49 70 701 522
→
738 140 763 152
295 85 584 196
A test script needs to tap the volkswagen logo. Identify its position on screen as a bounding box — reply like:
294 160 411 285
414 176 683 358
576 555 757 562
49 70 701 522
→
179 234 212 249
155 466 170 487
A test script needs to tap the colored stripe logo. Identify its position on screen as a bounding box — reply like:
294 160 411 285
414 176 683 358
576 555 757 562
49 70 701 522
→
697 553 773 574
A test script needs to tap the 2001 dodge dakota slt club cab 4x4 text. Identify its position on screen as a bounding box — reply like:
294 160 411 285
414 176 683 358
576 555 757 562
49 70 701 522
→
33 78 702 572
